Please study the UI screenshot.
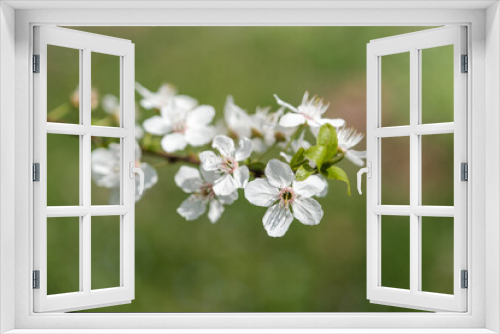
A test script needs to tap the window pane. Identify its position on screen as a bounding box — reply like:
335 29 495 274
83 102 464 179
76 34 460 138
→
421 216 454 294
382 136 410 205
421 134 454 206
381 215 410 289
47 133 80 206
47 217 80 295
421 45 454 124
91 137 121 205
91 215 121 290
47 45 80 124
381 52 410 127
91 52 121 127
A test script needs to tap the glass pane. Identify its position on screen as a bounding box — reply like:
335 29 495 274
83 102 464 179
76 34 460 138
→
91 52 121 127
382 136 410 205
381 52 410 127
421 134 454 206
421 45 454 124
47 133 80 206
91 215 121 290
421 216 454 294
91 137 121 205
381 215 410 289
47 217 80 295
47 45 80 124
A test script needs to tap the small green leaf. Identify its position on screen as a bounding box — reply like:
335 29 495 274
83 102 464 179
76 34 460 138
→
325 165 351 196
290 147 306 170
316 123 338 160
304 145 328 169
296 164 316 181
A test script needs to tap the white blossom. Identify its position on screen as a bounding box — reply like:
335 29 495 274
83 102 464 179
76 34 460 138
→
135 82 197 110
199 135 252 196
249 106 295 153
274 92 345 130
337 127 366 166
223 95 252 139
244 159 325 237
143 99 216 153
175 166 238 223
279 132 328 198
91 142 158 204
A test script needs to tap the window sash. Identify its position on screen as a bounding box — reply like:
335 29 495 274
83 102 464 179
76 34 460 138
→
366 26 468 312
32 26 136 313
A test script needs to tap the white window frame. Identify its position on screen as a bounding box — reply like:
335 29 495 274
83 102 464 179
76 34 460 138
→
33 26 136 313
1 1 499 333
366 26 468 312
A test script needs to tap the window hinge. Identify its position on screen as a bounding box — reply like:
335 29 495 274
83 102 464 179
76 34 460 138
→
33 163 40 182
461 162 468 182
461 270 468 289
33 54 40 73
461 54 468 73
33 270 40 289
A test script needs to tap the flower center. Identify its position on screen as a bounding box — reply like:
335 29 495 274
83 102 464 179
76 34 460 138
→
220 156 238 174
198 182 215 199
279 187 296 208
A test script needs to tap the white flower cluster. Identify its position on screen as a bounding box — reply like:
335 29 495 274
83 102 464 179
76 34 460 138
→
89 82 366 237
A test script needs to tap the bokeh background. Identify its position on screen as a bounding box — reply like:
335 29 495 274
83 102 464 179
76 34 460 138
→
45 26 455 312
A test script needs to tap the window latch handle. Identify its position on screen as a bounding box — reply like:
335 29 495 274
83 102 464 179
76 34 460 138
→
357 162 371 195
129 161 145 195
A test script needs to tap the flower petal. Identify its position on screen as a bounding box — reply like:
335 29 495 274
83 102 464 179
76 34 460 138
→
186 105 216 126
318 118 346 128
219 190 238 205
234 137 253 161
161 132 187 153
91 148 120 188
143 115 172 136
224 95 252 138
177 195 207 221
174 166 203 193
200 167 221 184
184 126 215 146
208 200 225 224
292 197 323 226
273 94 298 113
265 159 295 188
262 204 294 237
140 163 159 189
173 95 198 110
102 94 119 115
233 166 249 189
279 113 306 127
212 135 235 157
316 176 328 198
213 174 238 196
199 151 222 171
244 178 279 207
292 175 326 198
345 150 367 167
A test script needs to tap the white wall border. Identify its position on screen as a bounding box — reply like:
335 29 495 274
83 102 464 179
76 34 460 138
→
1 2 495 334
0 2 16 334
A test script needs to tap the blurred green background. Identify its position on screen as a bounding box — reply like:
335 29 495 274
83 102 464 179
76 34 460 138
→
45 26 455 312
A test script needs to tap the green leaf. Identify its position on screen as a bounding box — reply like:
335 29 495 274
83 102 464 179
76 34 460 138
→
290 147 307 170
296 164 316 181
316 123 338 161
325 165 351 196
304 145 328 169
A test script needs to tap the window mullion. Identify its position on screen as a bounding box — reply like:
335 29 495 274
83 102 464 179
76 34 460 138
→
81 47 92 294
409 47 420 294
